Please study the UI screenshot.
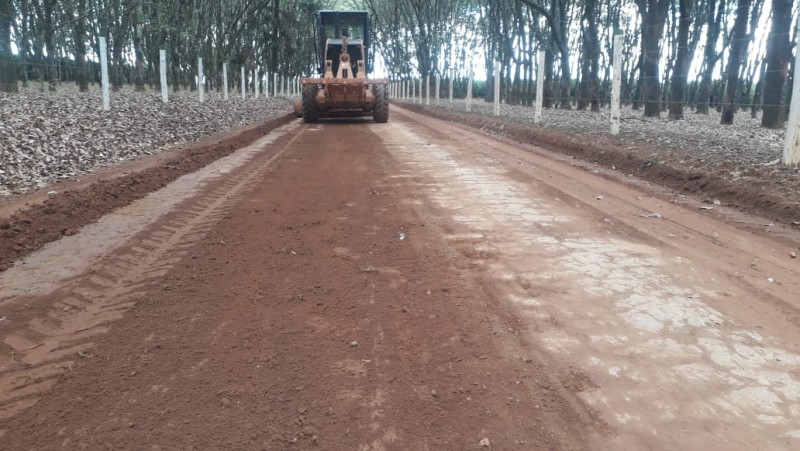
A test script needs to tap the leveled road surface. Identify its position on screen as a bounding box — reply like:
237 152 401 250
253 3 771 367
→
1 105 799 449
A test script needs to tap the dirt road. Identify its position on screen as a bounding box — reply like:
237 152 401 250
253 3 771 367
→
1 105 799 449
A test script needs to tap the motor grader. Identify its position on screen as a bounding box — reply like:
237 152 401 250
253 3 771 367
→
296 10 389 123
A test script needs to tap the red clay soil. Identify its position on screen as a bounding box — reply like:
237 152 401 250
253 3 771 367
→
400 103 800 227
0 121 601 449
0 114 295 272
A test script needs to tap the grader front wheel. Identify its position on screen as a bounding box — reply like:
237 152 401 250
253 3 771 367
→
372 84 389 123
302 85 320 123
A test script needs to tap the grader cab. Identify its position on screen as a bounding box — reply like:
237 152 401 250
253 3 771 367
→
298 10 389 123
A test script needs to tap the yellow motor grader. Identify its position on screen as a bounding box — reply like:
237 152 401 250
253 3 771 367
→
296 10 389 123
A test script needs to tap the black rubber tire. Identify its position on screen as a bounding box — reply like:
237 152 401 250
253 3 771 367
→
302 84 320 123
372 84 389 123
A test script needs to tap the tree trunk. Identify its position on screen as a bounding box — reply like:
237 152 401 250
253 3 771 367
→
720 0 752 125
0 0 16 92
544 47 554 108
635 0 670 117
578 0 599 112
16 4 29 88
751 58 766 118
668 0 693 119
41 0 57 91
761 0 793 128
74 0 88 92
171 47 181 92
556 0 571 109
133 4 146 92
112 47 124 90
696 0 725 114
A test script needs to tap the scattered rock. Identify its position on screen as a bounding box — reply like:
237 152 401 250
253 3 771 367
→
479 438 491 447
349 341 359 347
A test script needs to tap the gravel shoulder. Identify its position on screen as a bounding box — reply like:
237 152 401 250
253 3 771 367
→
399 99 800 230
1 86 292 196
0 86 294 271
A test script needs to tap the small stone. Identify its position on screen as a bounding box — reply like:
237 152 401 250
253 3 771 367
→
595 195 604 200
791 252 797 259
479 438 491 447
349 341 359 347
768 277 775 283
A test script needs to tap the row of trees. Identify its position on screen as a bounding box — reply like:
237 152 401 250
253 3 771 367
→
0 0 330 95
0 0 798 129
359 0 798 128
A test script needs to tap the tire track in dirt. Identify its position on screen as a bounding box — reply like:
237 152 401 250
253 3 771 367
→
0 123 305 423
384 106 800 449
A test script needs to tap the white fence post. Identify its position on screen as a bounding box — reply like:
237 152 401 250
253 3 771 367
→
159 49 168 103
273 73 278 96
426 75 430 105
255 69 259 98
535 51 545 124
784 23 800 165
435 75 440 104
466 68 474 112
241 67 246 100
99 37 110 111
494 60 501 116
222 63 229 100
448 72 453 107
611 35 623 135
198 57 204 103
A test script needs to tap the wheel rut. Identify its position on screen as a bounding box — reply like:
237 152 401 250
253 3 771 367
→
0 122 304 422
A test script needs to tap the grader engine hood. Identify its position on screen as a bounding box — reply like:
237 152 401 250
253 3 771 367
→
325 39 365 79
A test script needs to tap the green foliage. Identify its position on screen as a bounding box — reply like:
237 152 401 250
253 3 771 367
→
2 0 336 91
